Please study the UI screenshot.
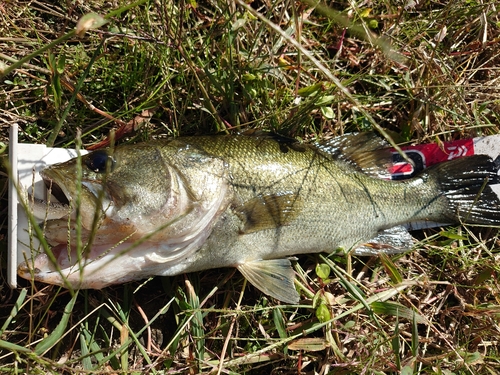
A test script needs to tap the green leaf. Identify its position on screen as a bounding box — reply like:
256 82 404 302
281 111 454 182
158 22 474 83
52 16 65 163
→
185 277 204 368
80 325 105 367
462 350 483 364
315 263 331 280
439 230 467 240
273 308 288 339
473 267 494 285
79 333 93 370
0 288 27 335
242 73 258 82
315 95 335 106
367 19 379 29
320 106 335 120
343 320 356 329
57 54 66 74
316 304 331 323
338 275 366 300
359 8 372 17
297 83 322 96
392 314 400 370
412 310 419 357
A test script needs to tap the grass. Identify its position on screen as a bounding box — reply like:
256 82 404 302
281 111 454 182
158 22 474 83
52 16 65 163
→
1 0 500 373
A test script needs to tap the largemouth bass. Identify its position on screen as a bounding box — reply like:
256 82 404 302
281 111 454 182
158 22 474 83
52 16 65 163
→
18 133 500 303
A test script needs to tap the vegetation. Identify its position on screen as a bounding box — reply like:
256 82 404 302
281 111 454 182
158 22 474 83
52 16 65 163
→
1 0 500 373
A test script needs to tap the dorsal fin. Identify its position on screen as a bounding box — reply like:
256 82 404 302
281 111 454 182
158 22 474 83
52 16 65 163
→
315 132 392 178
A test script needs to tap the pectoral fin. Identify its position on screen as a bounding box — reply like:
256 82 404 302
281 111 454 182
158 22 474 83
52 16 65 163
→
236 193 302 234
237 259 299 304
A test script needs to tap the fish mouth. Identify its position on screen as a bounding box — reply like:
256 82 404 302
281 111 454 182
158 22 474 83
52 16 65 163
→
17 243 118 289
19 166 125 288
26 172 74 221
17 240 147 290
43 177 70 207
37 167 103 227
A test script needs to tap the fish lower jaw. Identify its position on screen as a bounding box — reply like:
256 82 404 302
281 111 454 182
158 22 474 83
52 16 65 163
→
17 243 133 289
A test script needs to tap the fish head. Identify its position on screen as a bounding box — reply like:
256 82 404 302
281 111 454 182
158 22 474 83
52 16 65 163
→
39 145 177 230
38 149 113 229
18 142 230 288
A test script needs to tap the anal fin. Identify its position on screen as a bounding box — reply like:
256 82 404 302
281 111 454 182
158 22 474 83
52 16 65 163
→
237 259 299 304
353 225 415 256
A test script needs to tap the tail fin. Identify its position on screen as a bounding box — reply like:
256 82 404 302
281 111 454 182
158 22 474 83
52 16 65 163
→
426 155 500 225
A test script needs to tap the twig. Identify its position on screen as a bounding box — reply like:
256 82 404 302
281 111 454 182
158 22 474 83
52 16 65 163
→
216 279 246 375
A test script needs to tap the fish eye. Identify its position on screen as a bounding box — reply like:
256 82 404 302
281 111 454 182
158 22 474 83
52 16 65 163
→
85 150 115 173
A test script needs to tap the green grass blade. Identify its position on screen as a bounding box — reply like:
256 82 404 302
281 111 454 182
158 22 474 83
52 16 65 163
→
379 253 403 284
35 291 78 355
412 310 419 358
79 332 93 370
0 288 27 335
80 324 105 365
392 314 401 370
0 339 32 354
273 307 288 356
47 39 105 147
185 277 205 369
371 301 425 324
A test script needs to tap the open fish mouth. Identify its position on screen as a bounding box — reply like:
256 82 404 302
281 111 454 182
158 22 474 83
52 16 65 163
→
43 177 70 207
33 165 107 225
26 176 74 221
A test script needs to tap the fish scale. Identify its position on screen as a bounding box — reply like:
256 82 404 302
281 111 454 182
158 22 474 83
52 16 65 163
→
18 133 500 303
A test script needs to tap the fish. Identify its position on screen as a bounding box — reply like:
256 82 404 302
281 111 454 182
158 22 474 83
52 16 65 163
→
17 133 500 303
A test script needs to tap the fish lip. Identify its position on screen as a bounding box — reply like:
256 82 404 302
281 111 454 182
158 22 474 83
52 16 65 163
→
40 168 73 208
17 242 141 289
42 176 70 206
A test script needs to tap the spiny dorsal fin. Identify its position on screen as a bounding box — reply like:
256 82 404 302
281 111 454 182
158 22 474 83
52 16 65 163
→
315 132 392 178
240 130 308 153
237 259 299 304
235 193 303 234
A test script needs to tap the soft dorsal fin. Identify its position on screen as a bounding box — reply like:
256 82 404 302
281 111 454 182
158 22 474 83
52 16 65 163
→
315 132 392 178
238 259 299 304
235 193 303 234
